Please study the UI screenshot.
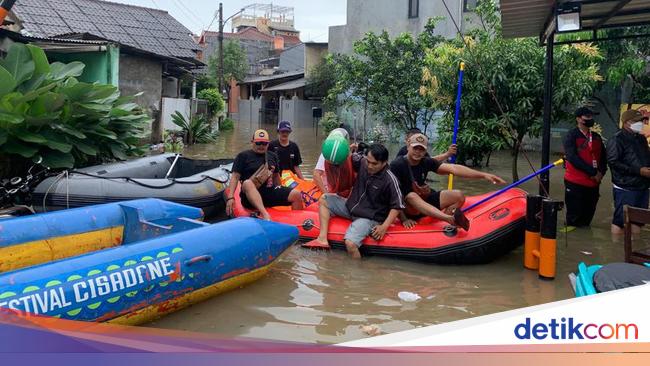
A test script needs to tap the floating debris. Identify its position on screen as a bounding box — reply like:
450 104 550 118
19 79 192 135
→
398 291 421 302
360 325 382 336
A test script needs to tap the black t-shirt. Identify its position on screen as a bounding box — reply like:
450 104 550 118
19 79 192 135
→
268 140 302 172
389 155 441 196
232 150 280 181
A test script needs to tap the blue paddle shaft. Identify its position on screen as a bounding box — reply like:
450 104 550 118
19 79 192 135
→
461 160 563 213
450 63 465 164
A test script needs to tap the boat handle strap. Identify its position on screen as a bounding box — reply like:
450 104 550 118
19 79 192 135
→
185 255 212 266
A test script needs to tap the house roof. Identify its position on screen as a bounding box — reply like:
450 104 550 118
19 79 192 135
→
261 77 307 92
240 70 304 85
501 0 650 40
11 0 200 63
282 35 302 45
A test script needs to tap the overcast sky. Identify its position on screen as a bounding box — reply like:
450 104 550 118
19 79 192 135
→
111 0 347 42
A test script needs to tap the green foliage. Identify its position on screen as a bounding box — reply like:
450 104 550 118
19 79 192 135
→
319 111 340 135
171 111 217 144
0 43 149 169
424 0 601 177
220 118 234 130
328 18 446 135
163 129 184 153
197 88 225 115
306 56 337 105
207 40 248 86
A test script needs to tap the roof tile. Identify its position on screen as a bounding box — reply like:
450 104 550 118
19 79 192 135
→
12 0 200 61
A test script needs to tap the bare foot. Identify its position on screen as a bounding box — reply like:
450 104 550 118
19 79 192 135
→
302 237 330 249
261 213 272 221
345 241 361 259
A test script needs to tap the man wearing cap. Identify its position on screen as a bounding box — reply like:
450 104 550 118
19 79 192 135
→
269 121 304 179
607 109 650 234
225 129 303 221
390 133 506 229
396 127 457 162
562 107 608 231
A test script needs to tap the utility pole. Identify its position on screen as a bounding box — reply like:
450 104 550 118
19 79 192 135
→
218 2 224 99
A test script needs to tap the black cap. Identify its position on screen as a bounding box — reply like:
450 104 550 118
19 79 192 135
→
575 106 594 117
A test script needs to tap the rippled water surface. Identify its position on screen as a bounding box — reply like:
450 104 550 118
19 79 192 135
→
148 121 626 343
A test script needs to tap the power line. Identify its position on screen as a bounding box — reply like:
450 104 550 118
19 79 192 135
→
173 0 206 28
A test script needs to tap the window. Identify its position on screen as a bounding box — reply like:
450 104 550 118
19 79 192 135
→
408 0 419 18
464 0 478 12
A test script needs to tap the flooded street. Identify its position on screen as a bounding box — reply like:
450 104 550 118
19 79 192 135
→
149 121 627 343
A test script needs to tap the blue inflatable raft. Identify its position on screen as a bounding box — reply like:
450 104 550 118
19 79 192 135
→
0 199 298 324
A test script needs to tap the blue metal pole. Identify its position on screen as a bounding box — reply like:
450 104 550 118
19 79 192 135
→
448 62 465 190
462 158 564 213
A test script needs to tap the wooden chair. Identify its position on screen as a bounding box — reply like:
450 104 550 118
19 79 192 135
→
624 205 650 264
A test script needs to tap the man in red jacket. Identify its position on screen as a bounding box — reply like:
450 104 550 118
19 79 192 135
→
563 107 608 231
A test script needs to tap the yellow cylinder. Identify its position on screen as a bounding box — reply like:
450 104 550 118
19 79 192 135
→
539 237 557 279
524 230 540 270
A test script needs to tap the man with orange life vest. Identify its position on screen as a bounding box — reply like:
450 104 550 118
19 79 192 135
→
562 107 607 231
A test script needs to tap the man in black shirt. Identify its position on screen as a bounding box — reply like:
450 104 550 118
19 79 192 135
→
396 127 457 162
390 133 506 229
269 120 304 178
225 129 303 220
308 144 405 259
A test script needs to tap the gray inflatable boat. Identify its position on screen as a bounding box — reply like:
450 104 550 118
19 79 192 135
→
33 154 233 218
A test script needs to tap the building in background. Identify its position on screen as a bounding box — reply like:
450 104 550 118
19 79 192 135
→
329 0 477 55
197 3 306 120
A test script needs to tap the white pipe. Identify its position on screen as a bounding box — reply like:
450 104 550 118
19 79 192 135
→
165 154 181 179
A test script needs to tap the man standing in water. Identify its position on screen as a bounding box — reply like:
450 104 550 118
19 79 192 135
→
269 121 304 179
225 129 303 220
562 107 608 232
607 109 650 234
309 144 405 259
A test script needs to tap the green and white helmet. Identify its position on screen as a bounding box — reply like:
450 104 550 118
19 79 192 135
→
328 128 350 140
322 135 349 165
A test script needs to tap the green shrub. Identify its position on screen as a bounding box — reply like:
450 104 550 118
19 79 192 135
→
171 112 217 144
0 43 150 169
319 112 339 135
197 88 225 115
220 118 234 130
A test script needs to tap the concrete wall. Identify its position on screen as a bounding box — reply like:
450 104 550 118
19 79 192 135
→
279 97 323 127
161 97 191 131
238 98 262 124
329 0 468 55
304 44 328 79
279 43 305 73
118 54 162 112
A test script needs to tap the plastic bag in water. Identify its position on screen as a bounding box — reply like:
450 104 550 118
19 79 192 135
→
398 291 421 302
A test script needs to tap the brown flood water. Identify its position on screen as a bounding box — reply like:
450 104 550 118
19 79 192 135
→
148 121 630 343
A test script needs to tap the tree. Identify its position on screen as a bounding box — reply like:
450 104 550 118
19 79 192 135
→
424 0 602 179
305 55 337 108
207 40 248 101
557 26 650 121
328 19 446 135
197 88 225 116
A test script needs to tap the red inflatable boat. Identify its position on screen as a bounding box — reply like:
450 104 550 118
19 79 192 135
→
232 187 527 264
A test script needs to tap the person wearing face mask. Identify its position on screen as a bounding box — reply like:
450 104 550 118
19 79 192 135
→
606 109 650 234
562 107 608 232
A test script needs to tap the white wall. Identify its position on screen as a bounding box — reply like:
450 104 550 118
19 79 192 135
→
161 97 191 131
